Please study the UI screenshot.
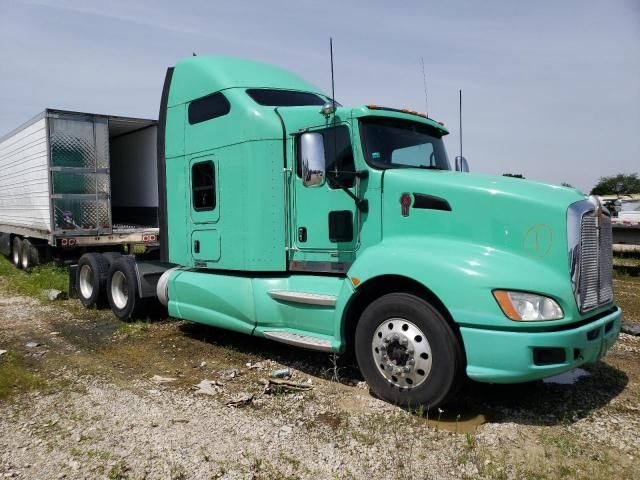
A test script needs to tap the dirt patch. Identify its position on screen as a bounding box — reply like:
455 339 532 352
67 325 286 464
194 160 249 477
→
615 274 640 325
0 272 639 479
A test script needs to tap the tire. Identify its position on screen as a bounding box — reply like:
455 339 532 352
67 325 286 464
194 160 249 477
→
355 293 464 409
11 237 22 269
20 239 40 270
77 253 109 308
107 256 148 321
102 252 122 267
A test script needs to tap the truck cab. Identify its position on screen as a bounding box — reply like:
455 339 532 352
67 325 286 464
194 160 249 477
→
105 56 622 408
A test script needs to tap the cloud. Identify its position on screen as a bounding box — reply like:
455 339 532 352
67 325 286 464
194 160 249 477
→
1 0 638 191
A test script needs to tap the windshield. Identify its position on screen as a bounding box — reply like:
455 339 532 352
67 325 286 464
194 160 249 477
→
359 117 450 170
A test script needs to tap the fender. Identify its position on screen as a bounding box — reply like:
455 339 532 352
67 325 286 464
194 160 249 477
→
343 237 584 334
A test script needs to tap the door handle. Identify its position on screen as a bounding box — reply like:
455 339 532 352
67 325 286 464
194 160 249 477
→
194 240 200 253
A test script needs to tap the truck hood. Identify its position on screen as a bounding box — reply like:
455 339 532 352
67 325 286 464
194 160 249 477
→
380 169 586 270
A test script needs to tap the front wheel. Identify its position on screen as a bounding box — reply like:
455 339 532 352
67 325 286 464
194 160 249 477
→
355 293 464 409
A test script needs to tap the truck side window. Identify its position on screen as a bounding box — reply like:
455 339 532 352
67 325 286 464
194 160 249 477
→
246 89 326 106
188 92 231 125
192 161 215 211
297 126 355 189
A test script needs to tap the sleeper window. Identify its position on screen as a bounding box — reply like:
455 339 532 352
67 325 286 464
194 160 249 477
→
192 161 215 211
188 92 231 125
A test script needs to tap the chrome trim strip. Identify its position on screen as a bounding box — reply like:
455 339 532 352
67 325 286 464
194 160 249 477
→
268 290 337 306
263 330 333 352
288 260 351 274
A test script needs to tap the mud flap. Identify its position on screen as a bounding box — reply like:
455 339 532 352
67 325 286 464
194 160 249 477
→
68 264 78 299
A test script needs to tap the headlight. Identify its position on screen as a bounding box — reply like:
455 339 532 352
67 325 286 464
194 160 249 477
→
493 290 564 321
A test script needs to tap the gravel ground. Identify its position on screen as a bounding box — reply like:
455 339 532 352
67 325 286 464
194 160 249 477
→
0 276 639 480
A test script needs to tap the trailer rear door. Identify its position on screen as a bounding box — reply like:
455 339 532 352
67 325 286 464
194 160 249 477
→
49 113 112 235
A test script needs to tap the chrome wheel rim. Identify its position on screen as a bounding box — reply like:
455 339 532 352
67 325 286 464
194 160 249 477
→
21 248 29 269
12 245 19 265
372 318 433 389
79 264 94 299
111 271 128 310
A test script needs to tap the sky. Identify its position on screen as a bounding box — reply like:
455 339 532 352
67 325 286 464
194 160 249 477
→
0 0 638 193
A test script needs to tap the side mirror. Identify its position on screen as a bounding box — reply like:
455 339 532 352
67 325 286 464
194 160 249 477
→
300 132 326 187
455 156 469 172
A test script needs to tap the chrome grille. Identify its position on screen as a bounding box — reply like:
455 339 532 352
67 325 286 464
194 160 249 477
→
599 215 613 304
579 213 599 311
569 197 614 313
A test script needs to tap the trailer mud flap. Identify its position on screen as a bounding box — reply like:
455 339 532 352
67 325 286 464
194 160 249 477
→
68 264 79 299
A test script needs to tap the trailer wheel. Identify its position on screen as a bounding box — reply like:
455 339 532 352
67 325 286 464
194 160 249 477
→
355 293 464 409
20 239 40 270
77 253 109 308
107 257 148 321
11 237 22 269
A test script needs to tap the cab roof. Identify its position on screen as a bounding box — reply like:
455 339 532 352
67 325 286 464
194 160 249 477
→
168 56 325 107
351 105 449 135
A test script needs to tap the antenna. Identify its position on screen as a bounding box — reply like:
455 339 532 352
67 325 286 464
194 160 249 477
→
421 57 429 116
330 38 336 109
329 37 338 176
459 89 463 158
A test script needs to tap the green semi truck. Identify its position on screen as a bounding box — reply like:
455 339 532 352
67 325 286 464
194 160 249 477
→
71 56 621 408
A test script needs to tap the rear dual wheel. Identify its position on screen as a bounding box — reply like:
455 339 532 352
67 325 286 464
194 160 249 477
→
10 237 40 270
106 256 149 321
77 253 110 308
355 293 464 409
77 252 123 308
20 239 40 270
11 237 22 268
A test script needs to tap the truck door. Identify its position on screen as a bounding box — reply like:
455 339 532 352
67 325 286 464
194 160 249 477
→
189 154 221 267
290 123 358 273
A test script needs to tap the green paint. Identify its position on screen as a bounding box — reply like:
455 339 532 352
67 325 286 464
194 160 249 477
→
161 56 621 384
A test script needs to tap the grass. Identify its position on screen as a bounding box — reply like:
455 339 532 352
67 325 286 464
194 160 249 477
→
116 321 150 338
0 351 45 400
0 256 68 298
108 459 129 480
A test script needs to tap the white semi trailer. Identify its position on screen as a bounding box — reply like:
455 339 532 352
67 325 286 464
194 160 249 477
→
0 109 160 269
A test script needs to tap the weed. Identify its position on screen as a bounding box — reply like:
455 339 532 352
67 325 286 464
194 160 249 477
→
391 411 415 479
351 430 376 446
116 321 150 338
539 431 584 457
0 351 44 399
457 433 476 465
108 459 129 480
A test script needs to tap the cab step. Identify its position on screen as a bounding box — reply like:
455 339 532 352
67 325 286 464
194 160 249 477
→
263 330 333 352
268 290 337 306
